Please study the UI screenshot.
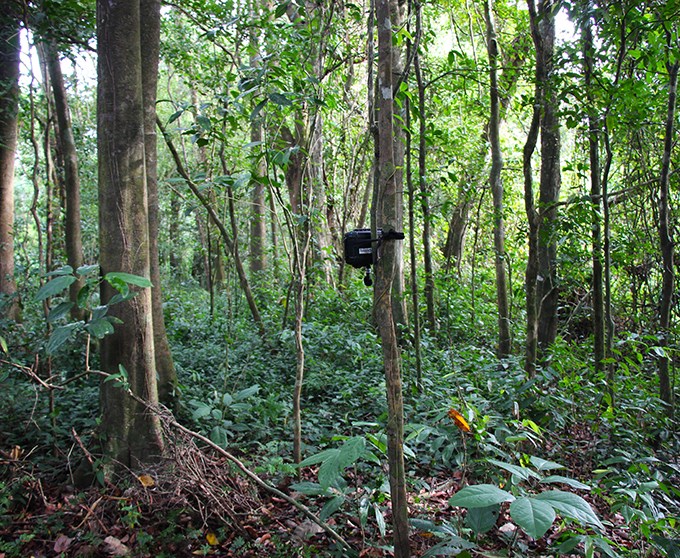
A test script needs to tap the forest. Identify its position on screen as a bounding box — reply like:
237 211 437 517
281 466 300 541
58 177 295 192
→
0 0 679 556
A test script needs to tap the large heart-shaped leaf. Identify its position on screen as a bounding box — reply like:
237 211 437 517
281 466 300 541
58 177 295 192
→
510 497 556 539
449 484 515 509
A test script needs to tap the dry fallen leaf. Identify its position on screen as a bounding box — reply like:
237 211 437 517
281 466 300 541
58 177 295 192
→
137 474 155 487
103 535 130 556
53 534 73 553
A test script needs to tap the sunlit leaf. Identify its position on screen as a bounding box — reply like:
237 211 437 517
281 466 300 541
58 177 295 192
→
448 408 471 432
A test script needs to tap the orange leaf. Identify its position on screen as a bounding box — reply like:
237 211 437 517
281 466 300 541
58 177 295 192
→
448 408 471 432
137 474 155 487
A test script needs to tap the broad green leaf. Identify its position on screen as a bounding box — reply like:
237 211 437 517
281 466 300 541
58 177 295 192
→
535 490 604 530
289 482 330 496
299 448 339 467
319 495 345 521
488 459 540 481
76 264 99 276
234 384 260 400
210 425 228 447
36 276 76 301
46 322 84 354
46 265 74 277
269 92 292 106
465 504 500 535
509 497 555 539
541 475 591 490
47 301 74 323
85 317 115 339
422 538 476 557
529 456 564 471
449 484 515 508
104 272 152 290
191 401 212 420
318 436 365 489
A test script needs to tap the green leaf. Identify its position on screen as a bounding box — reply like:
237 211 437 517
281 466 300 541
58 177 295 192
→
509 497 556 539
374 503 386 537
269 92 292 106
47 301 74 323
540 475 591 490
36 276 76 301
299 448 338 467
210 425 228 447
274 1 289 18
0 335 7 354
449 485 515 508
104 272 152 290
488 459 540 481
76 264 100 276
320 495 345 521
46 322 84 354
535 490 603 530
466 504 500 535
422 539 476 557
529 456 564 471
191 401 212 420
85 317 115 339
234 384 260 400
289 482 330 496
46 265 74 277
318 436 365 489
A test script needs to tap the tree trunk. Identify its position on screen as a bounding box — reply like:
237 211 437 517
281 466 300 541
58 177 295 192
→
44 40 85 320
657 60 678 411
0 1 21 321
581 16 605 373
485 0 511 358
532 0 562 352
374 1 410 555
413 22 435 331
141 0 177 408
97 0 163 468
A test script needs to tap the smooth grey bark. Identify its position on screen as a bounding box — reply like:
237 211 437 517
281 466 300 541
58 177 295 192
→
97 0 163 467
141 0 177 408
0 0 21 321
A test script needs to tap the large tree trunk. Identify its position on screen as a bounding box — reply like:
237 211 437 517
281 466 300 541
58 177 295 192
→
0 1 21 321
97 0 163 468
657 60 678 411
141 0 177 408
485 0 511 358
374 1 410 554
43 40 85 320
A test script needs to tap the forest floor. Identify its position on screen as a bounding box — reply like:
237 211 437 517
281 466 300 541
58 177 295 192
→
0 422 660 558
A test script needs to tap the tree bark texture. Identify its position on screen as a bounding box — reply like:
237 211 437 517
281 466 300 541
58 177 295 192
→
485 0 511 358
531 0 562 352
97 0 164 468
657 60 678 410
0 1 21 321
374 1 410 555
